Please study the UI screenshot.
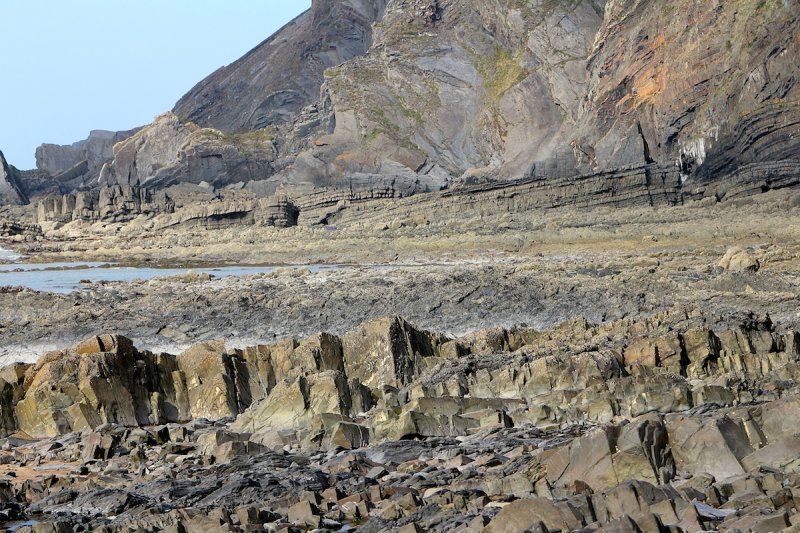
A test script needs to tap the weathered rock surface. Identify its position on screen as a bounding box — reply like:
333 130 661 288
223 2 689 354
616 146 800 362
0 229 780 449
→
34 0 796 207
172 0 387 133
4 307 800 531
35 184 175 224
35 129 140 180
719 246 761 273
577 0 800 183
0 150 28 205
101 112 277 189
275 0 604 186
0 220 41 242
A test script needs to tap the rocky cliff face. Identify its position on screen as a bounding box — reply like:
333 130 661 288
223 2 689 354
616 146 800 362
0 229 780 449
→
98 0 799 203
36 184 175 224
6 0 798 207
105 112 277 189
575 0 800 184
275 0 606 186
282 0 799 188
172 0 388 132
35 128 140 179
104 0 607 196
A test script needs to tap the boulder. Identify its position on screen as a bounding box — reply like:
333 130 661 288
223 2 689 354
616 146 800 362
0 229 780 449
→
327 421 370 449
718 246 760 272
665 414 754 481
483 497 581 533
546 426 619 491
741 435 800 473
613 415 675 485
177 341 239 420
15 337 181 438
682 327 720 378
342 316 447 389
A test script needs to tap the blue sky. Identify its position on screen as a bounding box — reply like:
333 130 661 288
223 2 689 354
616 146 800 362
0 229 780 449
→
0 1 311 169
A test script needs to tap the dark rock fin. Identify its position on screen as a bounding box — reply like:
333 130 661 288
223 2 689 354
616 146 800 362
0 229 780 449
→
637 122 655 164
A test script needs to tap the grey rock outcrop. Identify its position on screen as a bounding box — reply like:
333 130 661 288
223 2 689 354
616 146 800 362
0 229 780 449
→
0 151 28 205
172 0 388 132
228 0 604 196
35 129 140 179
5 307 800 531
105 113 276 189
36 185 301 229
36 184 175 224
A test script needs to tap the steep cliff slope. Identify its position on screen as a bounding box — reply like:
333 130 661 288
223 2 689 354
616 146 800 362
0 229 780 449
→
269 0 606 190
278 0 799 189
92 0 388 190
172 0 388 132
575 0 800 184
15 0 800 204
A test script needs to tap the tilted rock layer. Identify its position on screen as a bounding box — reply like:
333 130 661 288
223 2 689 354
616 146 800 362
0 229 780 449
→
173 0 388 133
0 151 28 205
3 307 800 531
62 0 799 203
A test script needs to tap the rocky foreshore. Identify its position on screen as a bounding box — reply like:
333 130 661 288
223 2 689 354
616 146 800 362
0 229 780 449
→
3 1 800 531
2 306 800 532
1 153 800 533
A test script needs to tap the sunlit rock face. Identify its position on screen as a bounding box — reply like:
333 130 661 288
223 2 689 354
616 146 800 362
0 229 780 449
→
10 0 800 204
575 0 800 187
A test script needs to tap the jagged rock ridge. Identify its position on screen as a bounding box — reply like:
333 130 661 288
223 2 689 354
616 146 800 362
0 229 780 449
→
4 308 800 530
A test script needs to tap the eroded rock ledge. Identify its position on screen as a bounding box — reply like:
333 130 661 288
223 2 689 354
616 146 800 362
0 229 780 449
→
2 306 800 531
32 157 800 233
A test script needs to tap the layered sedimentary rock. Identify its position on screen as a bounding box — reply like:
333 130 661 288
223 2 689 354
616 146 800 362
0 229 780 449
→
172 0 388 132
576 0 800 182
4 307 800 530
290 158 800 227
290 0 799 187
35 184 301 228
36 184 175 224
103 112 277 189
35 129 140 179
0 220 42 242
